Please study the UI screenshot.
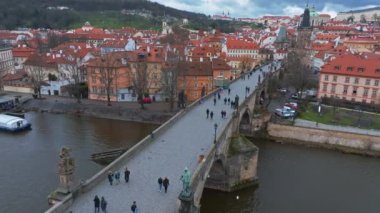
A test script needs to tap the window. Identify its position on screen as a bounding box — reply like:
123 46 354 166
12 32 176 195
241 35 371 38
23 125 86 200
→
92 76 96 84
193 92 197 98
322 83 328 92
375 80 379 86
372 89 378 98
365 79 371 85
324 75 329 81
346 67 353 71
194 82 198 88
375 69 380 74
92 87 97 93
363 88 369 97
343 86 348 94
357 67 365 72
354 78 359 84
334 66 340 70
331 84 336 94
345 77 350 83
352 87 358 96
333 75 337 82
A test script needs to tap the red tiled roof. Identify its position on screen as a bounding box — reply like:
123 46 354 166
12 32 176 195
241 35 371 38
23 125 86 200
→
321 53 380 79
226 39 259 50
12 47 36 58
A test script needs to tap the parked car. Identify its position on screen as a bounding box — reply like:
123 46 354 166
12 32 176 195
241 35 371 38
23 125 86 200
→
139 97 152 104
275 106 296 118
284 102 298 110
278 88 288 94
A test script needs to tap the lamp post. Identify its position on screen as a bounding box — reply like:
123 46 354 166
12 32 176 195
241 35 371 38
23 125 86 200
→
214 123 218 144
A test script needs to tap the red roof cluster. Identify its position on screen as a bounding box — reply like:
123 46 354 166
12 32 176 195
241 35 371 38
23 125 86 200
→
226 39 259 50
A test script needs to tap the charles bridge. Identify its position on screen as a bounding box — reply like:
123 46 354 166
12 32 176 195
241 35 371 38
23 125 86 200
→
46 61 282 213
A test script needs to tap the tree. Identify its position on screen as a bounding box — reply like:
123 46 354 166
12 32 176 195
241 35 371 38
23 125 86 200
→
26 64 46 98
240 56 253 74
161 56 179 111
360 14 367 23
128 56 152 110
47 32 69 49
283 51 315 98
92 54 121 106
62 57 84 103
372 13 380 26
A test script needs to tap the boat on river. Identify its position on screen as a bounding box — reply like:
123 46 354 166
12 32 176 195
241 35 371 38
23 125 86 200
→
0 114 31 132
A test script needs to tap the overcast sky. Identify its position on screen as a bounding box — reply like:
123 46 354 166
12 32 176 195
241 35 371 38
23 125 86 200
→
151 0 379 18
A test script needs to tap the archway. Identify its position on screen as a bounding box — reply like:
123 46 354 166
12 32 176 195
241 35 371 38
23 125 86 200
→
239 109 251 134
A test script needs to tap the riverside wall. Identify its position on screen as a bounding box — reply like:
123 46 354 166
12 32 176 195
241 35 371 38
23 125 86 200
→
267 123 380 156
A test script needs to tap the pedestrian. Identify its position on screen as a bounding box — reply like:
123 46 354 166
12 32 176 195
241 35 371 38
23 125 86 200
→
100 196 107 213
107 171 113 186
230 101 234 109
217 93 221 100
163 177 170 193
223 111 227 118
206 109 210 119
124 167 130 183
224 97 227 105
228 98 230 105
228 88 231 95
131 201 137 213
210 111 214 119
158 177 163 192
94 195 100 213
213 98 216 106
115 170 120 184
221 110 224 118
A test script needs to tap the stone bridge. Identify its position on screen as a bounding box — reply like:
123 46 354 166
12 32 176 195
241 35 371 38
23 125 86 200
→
45 61 282 213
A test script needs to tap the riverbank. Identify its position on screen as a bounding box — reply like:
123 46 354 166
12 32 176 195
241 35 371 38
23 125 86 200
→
21 96 177 125
267 120 380 157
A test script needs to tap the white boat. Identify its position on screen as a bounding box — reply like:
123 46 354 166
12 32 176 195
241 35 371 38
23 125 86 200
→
0 114 31 132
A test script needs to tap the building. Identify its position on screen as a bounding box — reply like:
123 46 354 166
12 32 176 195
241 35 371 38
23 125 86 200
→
177 61 214 102
318 53 380 104
0 46 15 75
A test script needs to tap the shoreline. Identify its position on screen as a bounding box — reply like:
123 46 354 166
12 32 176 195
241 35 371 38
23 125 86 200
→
20 97 176 125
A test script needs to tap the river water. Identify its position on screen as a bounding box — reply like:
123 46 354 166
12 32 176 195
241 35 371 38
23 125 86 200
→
201 140 380 213
3 113 380 213
0 112 157 213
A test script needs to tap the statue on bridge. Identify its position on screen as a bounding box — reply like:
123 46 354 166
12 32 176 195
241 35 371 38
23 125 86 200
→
180 167 192 198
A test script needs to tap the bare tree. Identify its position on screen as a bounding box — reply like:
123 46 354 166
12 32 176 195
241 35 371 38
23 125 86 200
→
162 61 179 111
360 14 367 23
128 57 152 110
283 51 315 97
62 58 83 103
240 56 253 74
26 64 46 98
92 54 121 106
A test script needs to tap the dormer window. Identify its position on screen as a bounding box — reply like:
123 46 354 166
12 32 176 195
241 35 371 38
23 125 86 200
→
357 67 365 72
376 69 380 74
334 66 340 70
346 67 353 71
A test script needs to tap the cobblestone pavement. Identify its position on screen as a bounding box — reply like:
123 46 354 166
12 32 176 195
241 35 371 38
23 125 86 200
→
66 61 281 213
294 119 380 137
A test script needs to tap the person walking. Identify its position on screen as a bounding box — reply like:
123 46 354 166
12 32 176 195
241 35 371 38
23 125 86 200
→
210 111 214 120
163 177 170 193
221 110 224 118
217 93 221 100
131 201 137 213
107 171 113 186
94 195 100 213
224 98 227 105
213 98 216 106
206 109 210 119
158 177 163 192
115 170 120 185
228 88 231 95
124 167 130 183
100 196 107 213
228 98 230 105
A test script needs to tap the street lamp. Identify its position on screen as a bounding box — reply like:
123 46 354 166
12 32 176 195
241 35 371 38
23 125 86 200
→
214 123 218 144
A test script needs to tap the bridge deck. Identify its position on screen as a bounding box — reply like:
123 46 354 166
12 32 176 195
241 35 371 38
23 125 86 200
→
66 62 279 213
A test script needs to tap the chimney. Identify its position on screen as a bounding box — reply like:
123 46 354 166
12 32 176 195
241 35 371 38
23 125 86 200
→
189 57 192 62
200 57 203 62
147 46 151 53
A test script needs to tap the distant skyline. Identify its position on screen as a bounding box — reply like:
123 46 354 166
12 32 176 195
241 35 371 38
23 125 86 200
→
151 0 379 18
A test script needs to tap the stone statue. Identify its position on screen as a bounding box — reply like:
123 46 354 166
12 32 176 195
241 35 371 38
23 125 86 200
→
58 147 75 191
180 167 191 197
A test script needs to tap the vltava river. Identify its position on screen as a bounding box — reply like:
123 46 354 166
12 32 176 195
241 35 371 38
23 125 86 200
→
0 112 157 213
